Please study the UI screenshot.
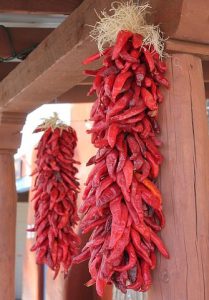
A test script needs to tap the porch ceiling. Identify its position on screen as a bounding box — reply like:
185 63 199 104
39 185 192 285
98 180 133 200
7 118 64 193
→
0 0 208 117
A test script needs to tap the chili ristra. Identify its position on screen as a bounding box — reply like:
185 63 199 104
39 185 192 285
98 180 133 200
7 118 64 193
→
74 31 169 295
30 115 80 278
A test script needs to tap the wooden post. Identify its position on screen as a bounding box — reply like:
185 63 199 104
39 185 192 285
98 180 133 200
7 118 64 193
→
114 54 209 300
148 54 209 299
22 150 44 300
0 151 17 299
0 112 26 300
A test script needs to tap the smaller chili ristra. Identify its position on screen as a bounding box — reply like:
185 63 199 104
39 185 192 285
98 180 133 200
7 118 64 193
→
30 113 80 278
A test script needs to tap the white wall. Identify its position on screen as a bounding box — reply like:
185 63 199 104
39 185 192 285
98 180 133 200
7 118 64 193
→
16 202 28 300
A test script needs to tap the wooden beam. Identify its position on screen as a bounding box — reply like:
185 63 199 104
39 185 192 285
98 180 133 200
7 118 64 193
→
58 85 94 103
0 0 83 15
166 39 209 61
150 0 209 44
0 0 113 114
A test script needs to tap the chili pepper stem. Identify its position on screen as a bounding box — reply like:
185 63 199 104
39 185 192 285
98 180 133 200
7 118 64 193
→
89 1 166 57
35 112 69 133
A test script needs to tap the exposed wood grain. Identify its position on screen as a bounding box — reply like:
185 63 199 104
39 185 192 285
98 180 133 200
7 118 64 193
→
149 0 209 44
166 39 209 61
0 0 83 14
0 0 113 113
148 54 209 300
0 153 17 299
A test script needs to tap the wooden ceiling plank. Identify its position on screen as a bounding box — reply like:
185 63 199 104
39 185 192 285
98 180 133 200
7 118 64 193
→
150 0 209 44
0 0 113 113
0 0 83 15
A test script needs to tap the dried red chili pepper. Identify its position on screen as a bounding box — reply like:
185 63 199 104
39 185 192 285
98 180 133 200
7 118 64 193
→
112 30 133 60
74 29 169 296
30 115 80 278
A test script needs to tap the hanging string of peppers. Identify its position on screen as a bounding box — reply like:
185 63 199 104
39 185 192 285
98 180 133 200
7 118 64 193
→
74 2 169 296
30 113 80 278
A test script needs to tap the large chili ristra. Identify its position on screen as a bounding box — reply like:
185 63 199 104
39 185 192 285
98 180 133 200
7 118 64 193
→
74 30 169 296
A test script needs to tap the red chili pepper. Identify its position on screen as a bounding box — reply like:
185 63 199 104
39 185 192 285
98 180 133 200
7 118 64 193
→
112 71 133 101
116 171 131 202
132 33 143 49
120 47 139 63
115 57 124 69
114 243 137 272
109 203 128 249
107 123 120 148
83 47 112 65
107 91 133 119
111 103 146 122
145 151 159 178
141 261 152 291
143 47 155 72
123 159 134 191
104 74 116 98
97 184 121 207
127 261 143 290
131 229 152 266
141 87 158 110
135 64 146 86
150 230 169 258
142 178 162 204
112 30 133 60
106 149 118 180
154 71 169 88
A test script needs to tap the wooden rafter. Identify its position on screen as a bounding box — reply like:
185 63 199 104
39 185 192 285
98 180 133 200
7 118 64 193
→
0 0 83 15
150 0 209 44
166 40 209 61
0 0 209 114
0 0 113 114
